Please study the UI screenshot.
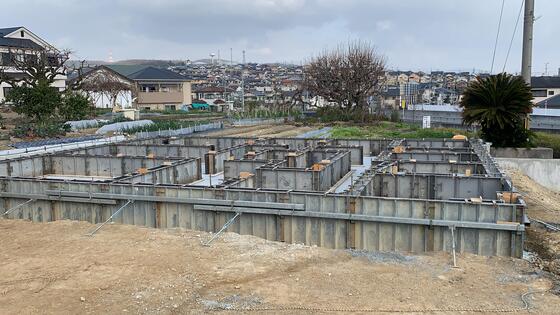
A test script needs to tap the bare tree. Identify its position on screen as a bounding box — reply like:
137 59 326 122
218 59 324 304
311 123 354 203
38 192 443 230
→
76 66 135 109
0 46 72 87
303 41 386 120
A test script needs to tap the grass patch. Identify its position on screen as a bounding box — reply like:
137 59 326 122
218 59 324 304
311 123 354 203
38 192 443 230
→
533 132 560 158
330 122 466 139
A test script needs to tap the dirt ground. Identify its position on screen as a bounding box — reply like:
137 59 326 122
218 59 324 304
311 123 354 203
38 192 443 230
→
506 169 560 281
0 219 558 315
205 124 316 138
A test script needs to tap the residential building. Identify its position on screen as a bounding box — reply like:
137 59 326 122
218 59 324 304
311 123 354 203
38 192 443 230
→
0 26 66 102
68 65 135 108
106 65 192 111
531 76 560 104
380 86 401 108
536 94 560 109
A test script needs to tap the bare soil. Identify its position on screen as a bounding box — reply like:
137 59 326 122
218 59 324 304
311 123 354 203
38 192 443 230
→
507 169 560 281
0 219 558 314
205 124 316 138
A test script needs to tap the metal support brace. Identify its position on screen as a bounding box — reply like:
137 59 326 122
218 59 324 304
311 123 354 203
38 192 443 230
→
203 212 241 246
450 225 458 268
2 199 35 217
86 200 133 236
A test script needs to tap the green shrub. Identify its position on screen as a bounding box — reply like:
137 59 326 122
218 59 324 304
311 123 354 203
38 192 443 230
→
390 110 400 122
533 132 560 158
11 122 70 138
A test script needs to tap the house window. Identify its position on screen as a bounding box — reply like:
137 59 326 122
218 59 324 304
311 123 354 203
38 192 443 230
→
20 30 24 38
164 105 176 111
3 87 13 98
549 90 555 96
532 89 547 97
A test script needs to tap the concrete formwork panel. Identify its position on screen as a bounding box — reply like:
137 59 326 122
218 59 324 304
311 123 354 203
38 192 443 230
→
367 173 504 200
0 178 523 257
392 152 479 162
397 160 486 175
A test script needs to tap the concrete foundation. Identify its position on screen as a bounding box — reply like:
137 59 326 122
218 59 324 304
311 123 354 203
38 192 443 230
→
0 135 526 257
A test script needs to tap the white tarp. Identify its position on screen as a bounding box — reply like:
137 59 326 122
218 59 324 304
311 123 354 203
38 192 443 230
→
96 120 154 134
66 119 107 131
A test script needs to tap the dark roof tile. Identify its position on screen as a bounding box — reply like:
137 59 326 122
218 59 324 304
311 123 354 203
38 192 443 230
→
531 76 560 89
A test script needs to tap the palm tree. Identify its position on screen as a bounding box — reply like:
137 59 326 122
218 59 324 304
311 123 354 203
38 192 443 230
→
460 73 534 147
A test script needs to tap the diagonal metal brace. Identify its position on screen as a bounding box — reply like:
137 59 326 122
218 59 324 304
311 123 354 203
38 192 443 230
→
2 199 35 217
203 212 241 246
87 199 134 236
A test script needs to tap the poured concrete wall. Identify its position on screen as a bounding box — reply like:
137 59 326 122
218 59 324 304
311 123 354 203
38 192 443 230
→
497 158 560 191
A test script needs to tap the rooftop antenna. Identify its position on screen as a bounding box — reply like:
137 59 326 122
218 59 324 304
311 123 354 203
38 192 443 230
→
230 47 233 66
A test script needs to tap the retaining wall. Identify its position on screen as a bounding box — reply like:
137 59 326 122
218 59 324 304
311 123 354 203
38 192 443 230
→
497 158 560 191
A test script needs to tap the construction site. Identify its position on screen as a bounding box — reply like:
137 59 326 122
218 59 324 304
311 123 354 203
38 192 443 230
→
1 123 559 314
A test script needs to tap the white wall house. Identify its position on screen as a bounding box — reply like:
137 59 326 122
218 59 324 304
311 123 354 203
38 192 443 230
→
72 66 134 109
0 26 67 102
531 76 560 104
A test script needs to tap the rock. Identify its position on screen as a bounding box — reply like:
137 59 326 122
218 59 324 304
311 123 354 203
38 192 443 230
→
234 285 241 289
80 297 86 302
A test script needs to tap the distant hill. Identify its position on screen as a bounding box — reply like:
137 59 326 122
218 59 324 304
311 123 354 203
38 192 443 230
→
67 59 187 68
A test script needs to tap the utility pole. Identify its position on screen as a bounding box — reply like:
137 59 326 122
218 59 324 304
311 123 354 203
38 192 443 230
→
521 0 535 130
521 0 534 85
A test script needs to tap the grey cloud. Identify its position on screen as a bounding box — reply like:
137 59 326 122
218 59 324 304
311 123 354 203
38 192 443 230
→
1 0 558 73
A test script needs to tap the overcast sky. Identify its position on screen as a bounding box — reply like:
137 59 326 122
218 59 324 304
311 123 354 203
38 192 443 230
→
2 0 558 74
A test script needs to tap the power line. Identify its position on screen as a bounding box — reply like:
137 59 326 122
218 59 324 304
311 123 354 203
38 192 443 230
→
502 0 524 73
490 0 506 73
